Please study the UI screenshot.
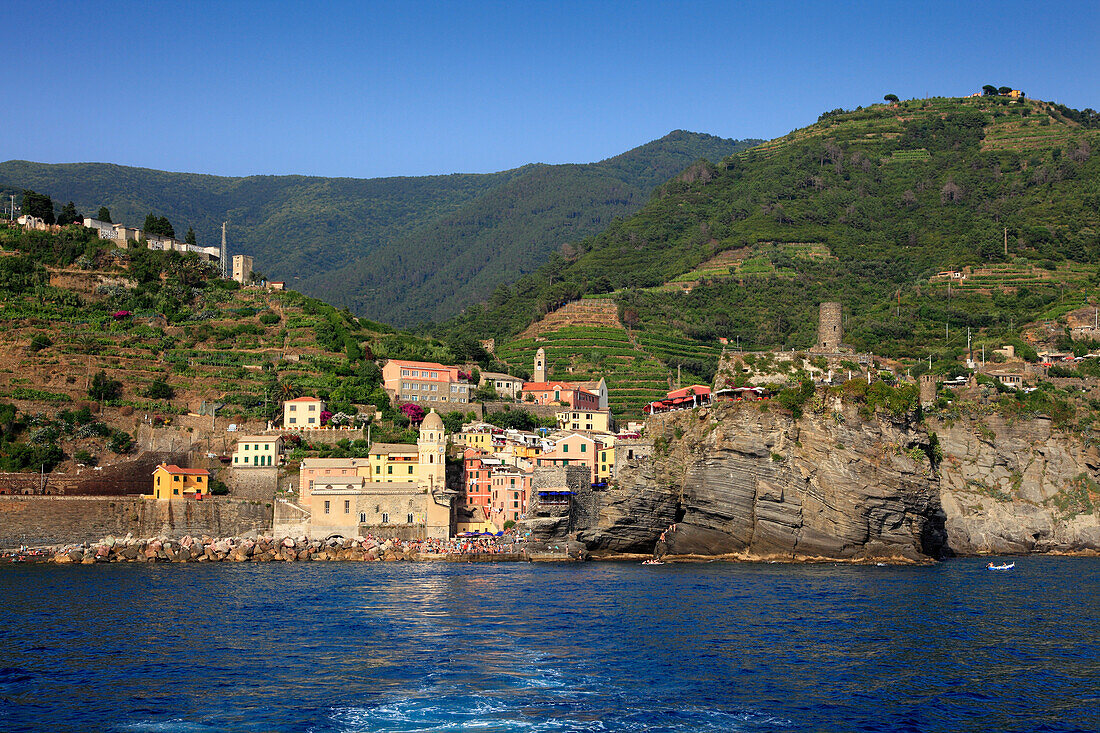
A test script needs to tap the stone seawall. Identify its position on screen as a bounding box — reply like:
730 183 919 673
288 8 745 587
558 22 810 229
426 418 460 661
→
0 496 272 548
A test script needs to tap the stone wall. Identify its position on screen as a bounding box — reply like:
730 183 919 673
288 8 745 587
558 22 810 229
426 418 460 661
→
0 451 186 496
0 496 272 548
225 466 279 500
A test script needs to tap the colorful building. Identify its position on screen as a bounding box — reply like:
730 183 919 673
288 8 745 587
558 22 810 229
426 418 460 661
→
231 435 283 467
521 381 601 409
489 466 530 529
149 463 210 499
283 396 326 427
535 433 605 483
381 359 471 408
556 408 614 434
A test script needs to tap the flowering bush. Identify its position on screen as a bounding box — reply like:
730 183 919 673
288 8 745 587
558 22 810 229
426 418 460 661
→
400 403 425 424
319 410 333 426
111 310 132 319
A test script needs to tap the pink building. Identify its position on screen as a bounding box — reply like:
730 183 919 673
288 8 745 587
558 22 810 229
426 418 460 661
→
521 381 601 409
490 466 531 528
535 433 605 483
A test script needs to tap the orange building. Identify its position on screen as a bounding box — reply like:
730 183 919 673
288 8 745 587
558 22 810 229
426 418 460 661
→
149 463 210 499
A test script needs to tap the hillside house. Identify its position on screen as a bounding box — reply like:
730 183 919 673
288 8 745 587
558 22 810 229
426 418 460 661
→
556 409 614 434
521 381 601 410
382 359 471 408
643 385 712 414
231 435 283 467
283 396 326 427
479 371 524 400
148 463 210 499
535 433 605 483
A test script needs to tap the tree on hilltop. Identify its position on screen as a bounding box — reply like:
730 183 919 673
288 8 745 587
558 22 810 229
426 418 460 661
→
143 213 176 239
21 190 55 224
97 206 112 223
998 86 1013 96
884 94 899 104
57 201 82 226
982 84 998 96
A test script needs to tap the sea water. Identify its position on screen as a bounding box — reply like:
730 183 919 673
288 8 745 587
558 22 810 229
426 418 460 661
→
0 558 1097 732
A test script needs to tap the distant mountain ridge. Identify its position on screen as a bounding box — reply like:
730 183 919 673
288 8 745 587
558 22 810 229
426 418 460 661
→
0 131 759 325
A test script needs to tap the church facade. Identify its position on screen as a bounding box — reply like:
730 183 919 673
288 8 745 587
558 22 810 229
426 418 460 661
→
295 409 454 540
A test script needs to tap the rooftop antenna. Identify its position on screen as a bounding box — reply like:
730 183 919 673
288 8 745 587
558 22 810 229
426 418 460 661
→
220 222 228 278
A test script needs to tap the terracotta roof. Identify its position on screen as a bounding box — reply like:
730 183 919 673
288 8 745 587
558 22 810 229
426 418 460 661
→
156 464 210 476
386 360 455 370
285 396 323 402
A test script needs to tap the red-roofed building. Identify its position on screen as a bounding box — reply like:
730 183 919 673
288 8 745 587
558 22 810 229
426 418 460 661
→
521 381 601 409
148 463 210 499
382 359 471 408
643 385 712 414
283 396 326 427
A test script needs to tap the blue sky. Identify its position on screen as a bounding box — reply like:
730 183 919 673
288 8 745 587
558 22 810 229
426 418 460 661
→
5 0 1098 178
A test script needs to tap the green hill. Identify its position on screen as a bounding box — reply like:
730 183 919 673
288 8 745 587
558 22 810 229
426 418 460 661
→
441 95 1100 384
0 131 758 327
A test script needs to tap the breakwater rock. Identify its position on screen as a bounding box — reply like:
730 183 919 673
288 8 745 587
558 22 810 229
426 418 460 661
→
33 534 523 564
580 400 945 562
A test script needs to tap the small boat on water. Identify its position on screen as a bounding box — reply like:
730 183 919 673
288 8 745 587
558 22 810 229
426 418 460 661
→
642 559 664 565
987 562 1015 571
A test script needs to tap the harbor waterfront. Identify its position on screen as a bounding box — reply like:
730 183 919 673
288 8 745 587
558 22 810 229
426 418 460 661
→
2 558 1097 733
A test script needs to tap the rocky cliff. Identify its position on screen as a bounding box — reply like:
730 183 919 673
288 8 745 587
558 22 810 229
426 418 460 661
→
934 414 1100 554
576 398 1100 560
581 398 947 562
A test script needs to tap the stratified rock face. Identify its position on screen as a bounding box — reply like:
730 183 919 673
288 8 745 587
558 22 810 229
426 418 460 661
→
934 415 1100 554
584 401 946 561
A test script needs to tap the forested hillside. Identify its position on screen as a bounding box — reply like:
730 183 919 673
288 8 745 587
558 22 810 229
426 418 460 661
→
0 131 756 326
441 95 1100 377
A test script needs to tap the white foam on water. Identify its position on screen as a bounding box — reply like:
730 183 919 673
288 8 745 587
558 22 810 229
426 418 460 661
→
118 721 221 733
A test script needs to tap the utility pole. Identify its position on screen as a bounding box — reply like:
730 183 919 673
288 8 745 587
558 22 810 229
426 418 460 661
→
1004 227 1008 257
9 194 14 221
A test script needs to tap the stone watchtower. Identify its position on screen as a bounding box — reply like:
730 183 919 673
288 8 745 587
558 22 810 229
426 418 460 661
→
919 374 938 408
534 347 546 382
817 302 843 352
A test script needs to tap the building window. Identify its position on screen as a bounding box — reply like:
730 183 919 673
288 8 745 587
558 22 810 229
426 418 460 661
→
173 488 179 495
324 501 330 514
408 465 414 474
387 465 392 474
344 500 350 513
407 513 414 524
563 444 568 453
375 465 380 474
382 513 389 523
359 512 366 523
581 444 586 453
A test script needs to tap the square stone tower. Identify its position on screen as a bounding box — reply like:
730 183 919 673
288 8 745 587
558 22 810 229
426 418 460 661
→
817 302 843 352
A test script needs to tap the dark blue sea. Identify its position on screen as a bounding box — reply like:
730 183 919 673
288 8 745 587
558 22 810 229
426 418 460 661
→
1 558 1097 733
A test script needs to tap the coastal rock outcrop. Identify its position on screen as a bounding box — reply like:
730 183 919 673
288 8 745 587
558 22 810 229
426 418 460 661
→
580 401 946 562
933 414 1100 554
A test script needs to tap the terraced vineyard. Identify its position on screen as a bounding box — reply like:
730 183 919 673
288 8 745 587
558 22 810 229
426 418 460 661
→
932 263 1094 292
495 325 669 416
496 311 727 417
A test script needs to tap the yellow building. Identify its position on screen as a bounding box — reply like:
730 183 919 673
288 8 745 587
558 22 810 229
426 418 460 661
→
231 435 283 467
149 463 210 499
368 443 421 482
598 443 615 483
556 409 614 434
